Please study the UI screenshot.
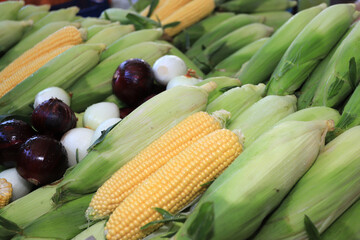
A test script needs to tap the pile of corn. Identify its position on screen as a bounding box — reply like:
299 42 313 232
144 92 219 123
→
0 1 360 240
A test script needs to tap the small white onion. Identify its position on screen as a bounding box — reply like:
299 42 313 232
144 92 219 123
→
34 87 71 109
0 168 32 201
91 117 121 144
60 128 94 167
83 102 120 130
166 75 201 90
153 55 188 86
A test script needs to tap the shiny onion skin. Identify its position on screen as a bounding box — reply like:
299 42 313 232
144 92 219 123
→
112 58 155 107
32 98 77 139
17 136 68 186
0 119 35 167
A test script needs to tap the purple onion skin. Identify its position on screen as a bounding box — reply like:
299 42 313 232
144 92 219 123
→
0 119 36 167
112 58 155 107
17 135 68 186
32 98 76 139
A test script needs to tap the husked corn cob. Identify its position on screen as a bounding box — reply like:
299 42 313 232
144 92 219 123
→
87 111 228 220
150 0 191 21
105 129 243 240
162 0 215 37
0 26 83 80
266 4 358 95
176 120 333 240
0 1 24 20
0 179 12 208
0 20 33 53
0 45 73 97
255 125 360 239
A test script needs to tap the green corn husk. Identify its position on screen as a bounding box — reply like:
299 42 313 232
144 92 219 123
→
300 21 360 109
79 17 111 28
0 20 33 53
211 37 268 75
220 0 297 13
238 4 326 85
228 95 297 147
266 4 358 96
72 220 106 240
176 120 333 240
86 25 134 46
22 11 48 23
205 71 236 78
298 0 330 11
173 12 235 52
251 11 292 30
69 42 171 112
206 84 266 125
86 22 119 39
0 21 79 70
99 8 135 24
195 77 241 103
104 94 127 109
0 43 105 116
255 125 360 239
16 4 50 20
277 106 340 125
0 1 24 20
186 14 264 60
53 82 217 204
0 185 57 238
321 199 360 240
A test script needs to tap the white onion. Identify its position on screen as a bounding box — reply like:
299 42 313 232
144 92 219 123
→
60 128 94 167
91 117 121 144
0 168 32 201
166 75 201 90
83 102 120 130
34 87 71 109
153 55 188 86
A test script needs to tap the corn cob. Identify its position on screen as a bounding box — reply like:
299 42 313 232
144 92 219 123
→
251 11 292 30
69 42 171 112
86 22 120 39
87 111 228 220
305 21 360 108
266 4 358 95
211 37 268 76
0 43 105 116
22 11 48 23
53 82 217 204
12 194 92 239
23 6 79 37
16 4 50 20
162 0 215 37
150 0 192 21
0 26 84 81
204 23 273 66
100 28 163 60
277 106 340 125
206 84 265 125
321 199 360 240
176 120 333 240
173 12 235 52
0 179 12 208
73 220 106 240
298 0 330 11
238 4 326 85
0 21 80 70
255 125 360 239
228 95 296 147
100 8 134 24
196 76 242 103
0 20 33 53
79 17 111 28
220 0 297 13
0 45 73 97
105 128 243 240
0 1 24 20
186 14 264 59
86 25 135 46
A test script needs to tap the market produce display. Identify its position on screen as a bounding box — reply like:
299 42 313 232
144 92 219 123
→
0 0 359 239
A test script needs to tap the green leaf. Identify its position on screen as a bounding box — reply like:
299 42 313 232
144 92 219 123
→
187 202 215 240
126 12 159 29
147 0 159 18
103 11 110 20
200 180 214 187
304 215 321 240
155 208 174 219
220 85 238 93
163 21 181 30
185 31 191 51
75 148 79 164
141 208 187 230
327 77 344 100
0 215 22 233
349 57 357 90
337 112 357 129
161 231 178 238
87 121 121 152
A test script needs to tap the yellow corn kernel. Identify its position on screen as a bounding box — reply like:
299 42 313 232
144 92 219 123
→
0 178 12 208
162 0 215 36
150 0 192 21
0 26 83 81
105 128 243 240
86 111 226 220
0 45 73 97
